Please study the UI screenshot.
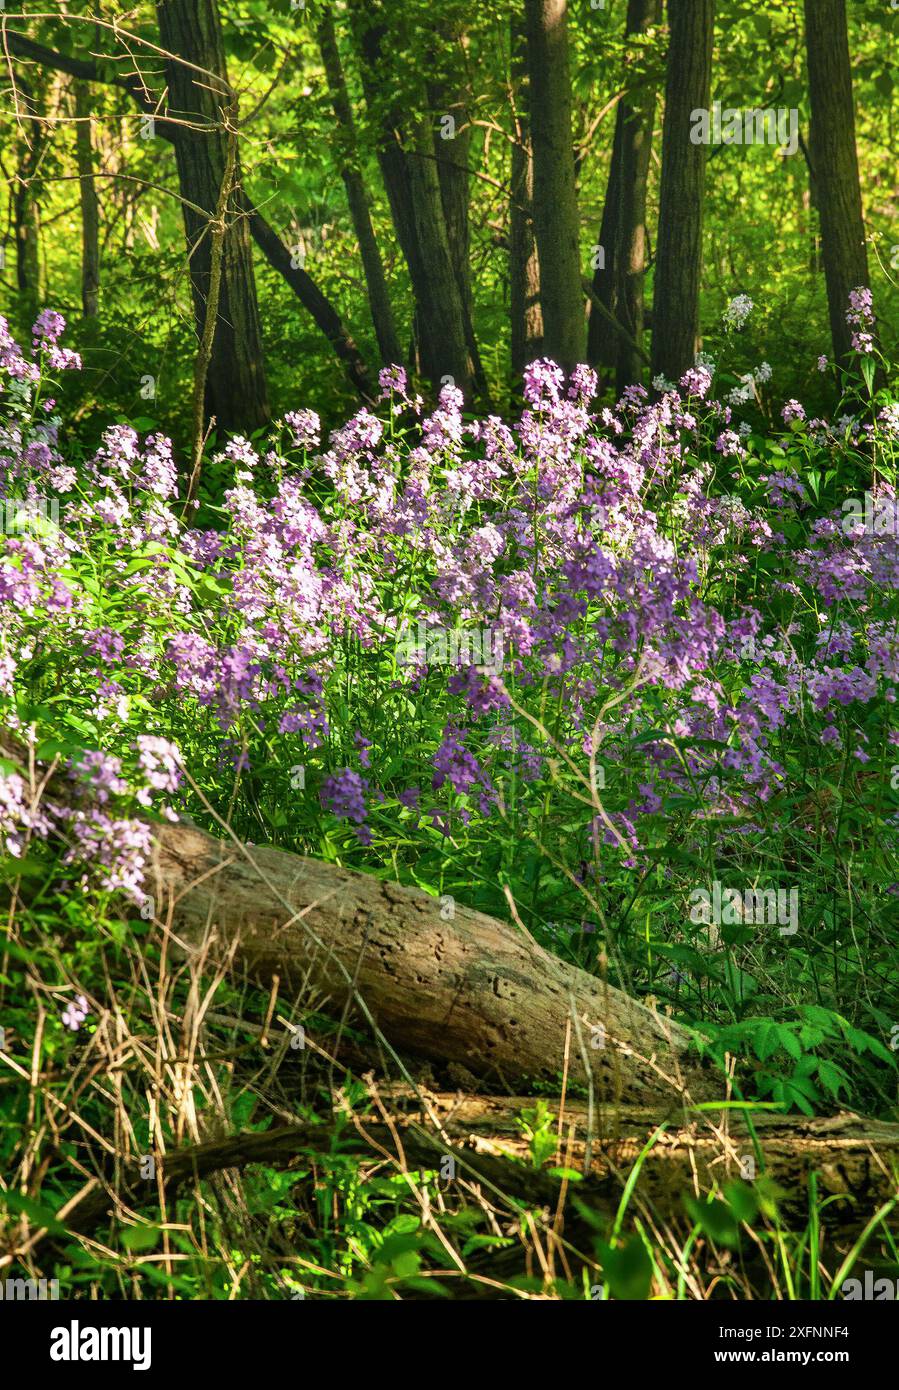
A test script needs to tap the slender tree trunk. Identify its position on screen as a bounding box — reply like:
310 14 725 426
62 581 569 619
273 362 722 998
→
614 0 661 393
316 9 402 368
803 0 870 362
241 197 373 401
588 0 661 386
155 0 269 435
431 91 473 331
14 167 41 332
13 78 44 333
650 0 715 385
349 3 472 395
429 41 488 397
523 0 584 370
404 116 473 391
509 17 543 379
74 84 100 318
586 110 623 376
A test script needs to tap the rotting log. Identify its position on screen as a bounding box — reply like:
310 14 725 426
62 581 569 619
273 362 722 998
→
0 731 892 1248
0 727 709 1106
61 1088 899 1246
380 1088 899 1220
149 820 715 1105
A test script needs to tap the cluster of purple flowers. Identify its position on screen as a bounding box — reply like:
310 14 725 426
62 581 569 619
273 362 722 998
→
321 768 371 844
846 287 875 355
0 732 181 901
1 302 897 899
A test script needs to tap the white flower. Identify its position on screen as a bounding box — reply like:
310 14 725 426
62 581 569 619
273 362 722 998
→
727 373 756 407
723 294 754 329
878 404 899 436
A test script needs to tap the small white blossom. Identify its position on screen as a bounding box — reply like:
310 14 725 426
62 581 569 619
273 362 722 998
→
723 295 754 330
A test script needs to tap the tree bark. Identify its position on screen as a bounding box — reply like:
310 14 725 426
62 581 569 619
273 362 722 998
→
523 0 584 370
316 8 402 368
404 116 474 393
155 0 270 435
241 197 374 401
74 84 100 318
509 15 544 380
614 0 661 393
148 818 712 1104
12 76 44 333
428 41 488 399
803 0 870 363
13 161 41 333
650 0 715 385
349 1 473 396
586 108 623 378
61 1085 899 1247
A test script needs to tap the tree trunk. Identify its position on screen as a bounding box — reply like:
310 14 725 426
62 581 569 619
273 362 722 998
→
523 0 584 370
429 45 488 398
60 1087 899 1248
149 818 713 1104
241 197 374 401
431 93 473 339
510 15 544 380
13 78 44 333
614 0 661 394
803 0 870 363
316 9 403 368
155 0 270 435
397 117 473 394
13 166 41 333
74 83 100 318
349 2 473 396
650 0 715 386
586 109 623 379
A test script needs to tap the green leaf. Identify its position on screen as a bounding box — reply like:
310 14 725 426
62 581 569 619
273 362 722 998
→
121 1224 162 1252
2 1190 69 1235
753 1023 782 1062
861 357 875 395
684 1195 741 1248
596 1236 653 1300
724 1181 759 1225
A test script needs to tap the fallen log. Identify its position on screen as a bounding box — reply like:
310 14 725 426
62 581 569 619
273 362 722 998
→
150 819 715 1104
0 729 711 1103
60 1086 899 1248
3 735 897 1249
381 1087 899 1217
